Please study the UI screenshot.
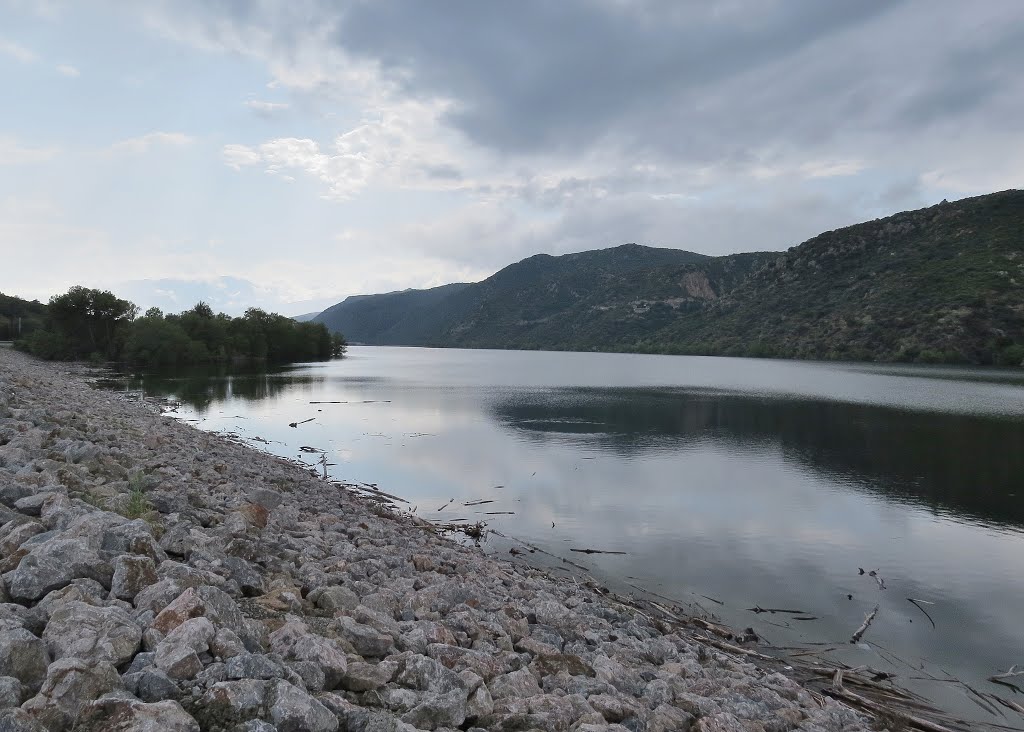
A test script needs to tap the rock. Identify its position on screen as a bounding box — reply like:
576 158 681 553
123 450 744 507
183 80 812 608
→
3 538 110 602
42 601 141 667
533 652 596 678
76 695 200 732
465 684 494 719
488 667 542 700
0 626 49 691
308 585 359 614
12 494 47 517
122 668 182 702
648 703 695 732
196 679 337 732
152 585 258 650
223 556 265 597
20 658 121 729
0 708 47 731
154 616 215 681
335 616 395 658
341 658 398 692
247 488 283 510
0 521 43 556
210 627 247 660
225 653 287 681
0 675 25 708
269 617 347 690
110 555 158 601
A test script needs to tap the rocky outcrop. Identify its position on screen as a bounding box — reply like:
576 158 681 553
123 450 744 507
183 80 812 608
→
0 348 873 731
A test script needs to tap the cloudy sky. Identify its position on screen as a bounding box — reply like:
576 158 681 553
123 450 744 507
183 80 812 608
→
1 1 1022 315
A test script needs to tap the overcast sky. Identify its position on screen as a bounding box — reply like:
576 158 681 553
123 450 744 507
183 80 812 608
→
1 1 1022 315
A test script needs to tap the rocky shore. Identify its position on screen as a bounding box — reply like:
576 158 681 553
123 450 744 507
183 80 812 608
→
0 347 875 732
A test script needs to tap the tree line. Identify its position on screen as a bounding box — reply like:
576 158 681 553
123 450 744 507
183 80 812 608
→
15 286 346 369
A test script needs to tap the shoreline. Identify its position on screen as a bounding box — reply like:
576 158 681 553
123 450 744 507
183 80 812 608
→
0 348 967 731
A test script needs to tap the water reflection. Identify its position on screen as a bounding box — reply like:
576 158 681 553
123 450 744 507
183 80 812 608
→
489 389 1024 528
131 367 325 412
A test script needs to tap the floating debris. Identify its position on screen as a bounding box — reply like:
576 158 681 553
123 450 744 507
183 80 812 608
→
570 548 628 555
288 417 315 428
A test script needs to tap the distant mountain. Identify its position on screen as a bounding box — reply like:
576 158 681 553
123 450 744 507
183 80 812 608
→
315 283 471 344
291 312 321 322
315 191 1024 365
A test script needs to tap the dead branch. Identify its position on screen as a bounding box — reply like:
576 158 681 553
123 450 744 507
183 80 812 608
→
907 598 937 629
851 604 880 644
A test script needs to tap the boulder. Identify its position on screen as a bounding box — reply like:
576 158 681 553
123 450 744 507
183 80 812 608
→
488 667 542 700
42 601 141 667
152 586 259 650
0 625 49 691
0 675 25 708
268 617 347 690
76 694 199 732
196 679 337 732
154 616 215 681
20 658 121 730
110 555 158 601
3 538 110 602
335 616 395 658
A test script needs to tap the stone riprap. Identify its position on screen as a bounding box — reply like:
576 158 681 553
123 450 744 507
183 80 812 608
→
0 348 873 731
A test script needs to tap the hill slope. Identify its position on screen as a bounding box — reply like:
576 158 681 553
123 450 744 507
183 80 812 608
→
317 191 1024 365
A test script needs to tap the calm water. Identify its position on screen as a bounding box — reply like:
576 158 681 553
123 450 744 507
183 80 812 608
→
122 347 1024 723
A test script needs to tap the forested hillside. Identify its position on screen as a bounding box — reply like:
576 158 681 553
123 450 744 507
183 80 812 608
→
316 191 1024 365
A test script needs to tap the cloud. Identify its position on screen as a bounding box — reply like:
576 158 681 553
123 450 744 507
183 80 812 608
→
244 99 288 113
0 137 59 165
54 63 79 77
0 38 36 63
109 132 194 154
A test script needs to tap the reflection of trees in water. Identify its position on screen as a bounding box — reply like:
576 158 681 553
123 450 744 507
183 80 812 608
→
127 367 324 414
490 389 1024 528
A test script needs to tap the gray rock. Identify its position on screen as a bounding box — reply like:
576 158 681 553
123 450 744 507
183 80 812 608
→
20 658 121 729
335 616 395 659
341 658 398 692
3 538 110 602
155 616 215 681
308 585 359 614
0 675 25 708
0 521 43 556
269 678 338 732
247 488 283 510
0 708 47 731
76 695 200 732
488 667 542 700
0 625 49 691
152 585 260 651
269 617 347 690
210 627 247 660
12 494 47 517
42 601 142 667
111 555 158 601
122 668 182 702
196 679 337 732
225 653 286 681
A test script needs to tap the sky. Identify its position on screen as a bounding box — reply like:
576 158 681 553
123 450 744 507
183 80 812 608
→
0 1 1022 316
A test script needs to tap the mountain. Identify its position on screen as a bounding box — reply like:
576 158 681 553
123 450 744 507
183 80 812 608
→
291 312 321 322
315 283 471 344
316 191 1024 365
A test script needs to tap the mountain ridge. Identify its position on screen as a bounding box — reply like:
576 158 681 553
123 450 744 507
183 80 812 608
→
314 190 1024 365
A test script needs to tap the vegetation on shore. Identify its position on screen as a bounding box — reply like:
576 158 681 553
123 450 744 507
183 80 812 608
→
11 285 346 369
315 190 1024 366
0 292 47 341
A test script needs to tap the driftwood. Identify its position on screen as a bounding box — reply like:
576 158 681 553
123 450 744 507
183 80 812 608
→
287 417 315 427
463 499 494 506
907 598 936 629
748 606 809 615
570 548 628 555
823 686 959 732
851 604 880 644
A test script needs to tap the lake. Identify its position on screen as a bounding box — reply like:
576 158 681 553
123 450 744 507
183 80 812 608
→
118 346 1024 723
